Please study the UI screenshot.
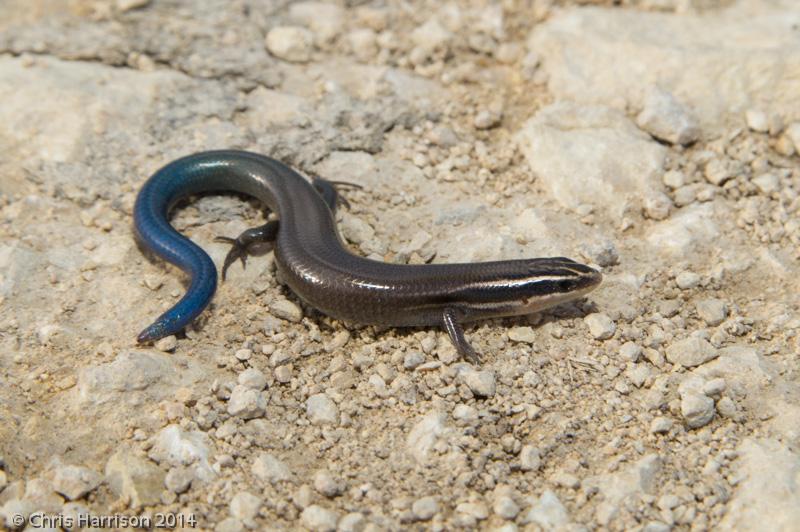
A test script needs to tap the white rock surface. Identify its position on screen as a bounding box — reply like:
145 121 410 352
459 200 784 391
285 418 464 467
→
719 438 800 530
516 103 666 220
529 6 800 130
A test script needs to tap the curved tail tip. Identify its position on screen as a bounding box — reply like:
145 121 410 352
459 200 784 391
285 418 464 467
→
136 322 166 344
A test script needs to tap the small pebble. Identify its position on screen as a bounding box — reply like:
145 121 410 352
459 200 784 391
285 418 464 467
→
313 470 343 498
412 496 439 521
238 368 267 390
252 453 291 484
643 192 672 220
551 471 580 489
463 369 496 397
716 396 739 418
675 271 701 289
695 298 728 326
585 313 616 340
227 385 266 419
265 26 313 63
681 391 715 429
452 404 478 423
703 378 726 396
230 491 262 522
493 495 520 520
703 159 733 186
403 351 425 370
51 465 102 500
306 393 339 425
234 348 252 361
519 445 541 471
744 109 768 132
785 122 800 153
274 366 292 383
474 110 502 129
636 87 699 145
155 335 177 352
270 299 303 323
300 505 339 532
338 513 366 532
507 326 536 344
650 417 673 434
752 173 780 195
619 342 642 362
662 170 686 189
164 467 193 494
665 336 718 367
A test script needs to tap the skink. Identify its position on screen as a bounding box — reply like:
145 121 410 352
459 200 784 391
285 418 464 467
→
133 150 602 361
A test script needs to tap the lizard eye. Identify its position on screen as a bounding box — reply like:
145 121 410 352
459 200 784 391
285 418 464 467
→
557 279 575 292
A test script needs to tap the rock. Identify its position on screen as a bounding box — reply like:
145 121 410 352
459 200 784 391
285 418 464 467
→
666 336 718 367
300 505 339 532
519 445 542 471
270 299 303 323
585 313 616 340
155 335 177 352
463 369 496 397
214 517 245 532
105 450 165 508
745 109 769 132
529 6 800 130
410 18 452 54
508 326 537 344
348 29 378 62
626 364 650 388
75 350 174 406
493 494 520 520
403 351 425 370
407 411 448 462
695 298 728 326
704 158 735 186
643 192 672 220
516 103 666 220
238 368 267 390
474 110 502 129
51 465 102 501
148 425 215 482
646 204 719 256
662 170 686 189
636 86 700 145
1 499 35 529
680 391 715 429
252 453 291 484
619 342 642 362
230 491 262 522
752 173 780 195
338 512 366 532
313 470 342 498
265 26 314 63
116 0 150 12
521 490 568 528
678 376 715 429
23 477 63 512
412 496 439 521
164 466 193 494
785 122 800 153
675 271 701 289
452 404 478 424
227 385 267 419
719 438 800 530
650 417 673 434
306 393 339 425
288 2 345 46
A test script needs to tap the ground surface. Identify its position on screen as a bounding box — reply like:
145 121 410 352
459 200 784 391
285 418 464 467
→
0 0 799 531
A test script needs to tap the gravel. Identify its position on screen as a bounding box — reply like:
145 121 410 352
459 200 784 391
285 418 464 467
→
2 1 799 530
